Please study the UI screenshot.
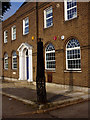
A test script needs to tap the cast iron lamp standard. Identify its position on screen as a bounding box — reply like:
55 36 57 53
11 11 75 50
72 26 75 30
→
36 2 47 104
36 38 47 104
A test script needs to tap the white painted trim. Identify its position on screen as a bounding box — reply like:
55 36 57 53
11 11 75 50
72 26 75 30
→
64 70 82 72
4 30 8 43
17 43 33 82
66 47 80 50
17 42 32 52
44 9 46 28
23 19 25 35
11 25 16 40
64 0 67 21
28 49 33 82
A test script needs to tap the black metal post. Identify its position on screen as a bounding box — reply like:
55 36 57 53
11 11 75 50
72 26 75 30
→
36 2 47 104
36 39 47 103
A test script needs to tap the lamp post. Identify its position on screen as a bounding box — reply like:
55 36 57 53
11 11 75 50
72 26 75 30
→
36 2 47 104
36 38 47 103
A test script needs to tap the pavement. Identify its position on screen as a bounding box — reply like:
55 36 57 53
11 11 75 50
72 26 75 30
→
1 80 90 113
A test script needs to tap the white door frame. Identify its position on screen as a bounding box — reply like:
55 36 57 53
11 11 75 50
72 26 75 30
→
17 43 33 82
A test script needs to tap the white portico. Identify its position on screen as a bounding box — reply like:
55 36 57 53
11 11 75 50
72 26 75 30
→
17 43 33 82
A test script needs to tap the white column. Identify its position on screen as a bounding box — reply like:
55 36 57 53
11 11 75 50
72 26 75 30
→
19 51 24 80
28 49 33 82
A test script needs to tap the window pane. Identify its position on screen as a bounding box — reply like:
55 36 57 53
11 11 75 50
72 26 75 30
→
5 31 8 36
25 26 29 34
47 61 55 69
46 43 55 51
13 64 17 69
13 34 16 40
13 58 17 63
25 18 29 26
13 27 16 33
5 64 8 69
67 39 80 48
46 13 53 18
5 59 8 63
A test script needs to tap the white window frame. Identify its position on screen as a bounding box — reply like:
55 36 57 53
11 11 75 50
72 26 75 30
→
11 25 16 40
44 6 53 28
64 0 77 21
12 51 17 70
23 17 29 35
45 44 55 71
4 30 8 43
66 42 81 71
4 53 8 70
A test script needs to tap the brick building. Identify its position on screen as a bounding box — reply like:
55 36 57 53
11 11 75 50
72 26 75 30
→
2 1 89 88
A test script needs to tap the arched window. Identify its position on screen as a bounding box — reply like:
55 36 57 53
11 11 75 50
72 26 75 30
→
45 43 55 70
4 53 8 69
66 38 81 70
12 51 17 69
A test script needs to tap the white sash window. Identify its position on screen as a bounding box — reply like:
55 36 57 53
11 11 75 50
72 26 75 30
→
12 51 17 69
66 38 81 70
44 6 53 28
23 17 29 35
4 53 8 69
45 43 55 70
64 0 77 21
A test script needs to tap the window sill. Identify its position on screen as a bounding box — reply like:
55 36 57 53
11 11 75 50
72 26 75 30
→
45 69 56 72
12 39 16 41
44 24 53 30
4 42 7 44
64 16 79 23
12 69 17 71
4 69 8 70
64 70 82 73
23 32 29 36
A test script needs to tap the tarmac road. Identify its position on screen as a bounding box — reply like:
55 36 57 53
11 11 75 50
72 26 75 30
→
2 95 89 119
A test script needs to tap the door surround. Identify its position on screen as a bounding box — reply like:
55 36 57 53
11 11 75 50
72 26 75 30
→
17 42 33 82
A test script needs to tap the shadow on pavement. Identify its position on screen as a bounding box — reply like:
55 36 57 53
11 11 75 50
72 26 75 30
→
2 87 72 103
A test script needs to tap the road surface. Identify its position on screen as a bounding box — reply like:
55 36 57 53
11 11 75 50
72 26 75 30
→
2 95 89 118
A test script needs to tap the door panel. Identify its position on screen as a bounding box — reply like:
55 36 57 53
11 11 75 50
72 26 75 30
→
47 73 52 82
